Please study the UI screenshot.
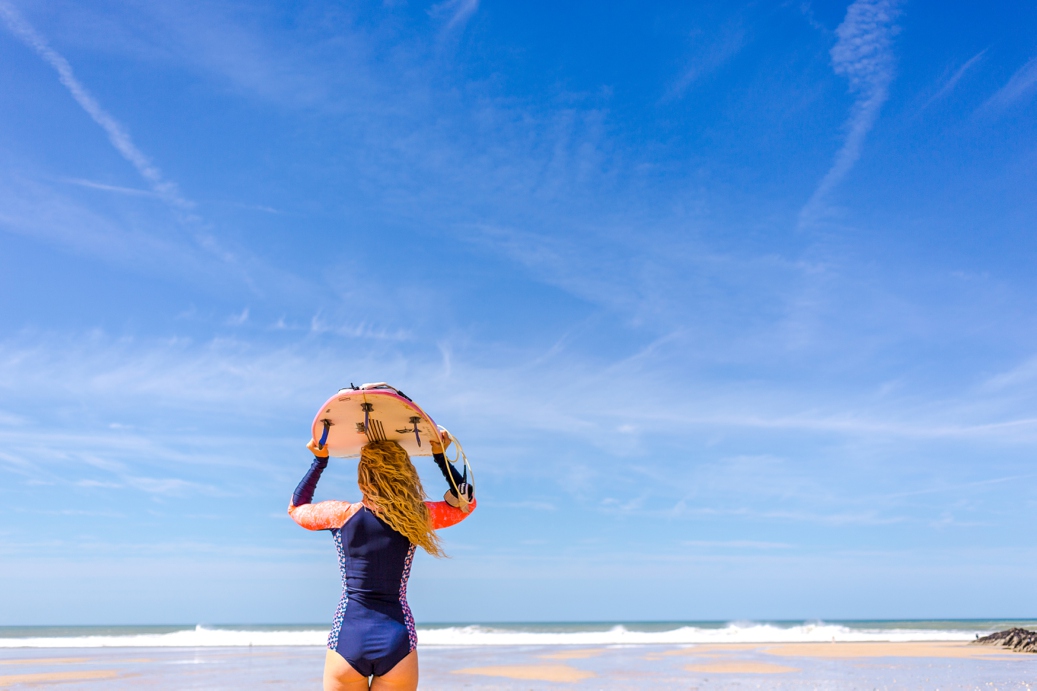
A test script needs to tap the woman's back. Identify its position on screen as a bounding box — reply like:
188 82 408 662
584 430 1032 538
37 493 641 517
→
326 505 418 675
338 506 413 606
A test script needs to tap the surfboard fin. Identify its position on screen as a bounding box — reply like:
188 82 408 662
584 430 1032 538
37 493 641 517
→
318 419 332 450
361 402 373 433
394 417 423 447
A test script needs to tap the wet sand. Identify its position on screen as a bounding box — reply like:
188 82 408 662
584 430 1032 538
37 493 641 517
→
655 641 1024 660
763 641 1025 659
0 641 1033 689
684 660 800 674
453 663 597 682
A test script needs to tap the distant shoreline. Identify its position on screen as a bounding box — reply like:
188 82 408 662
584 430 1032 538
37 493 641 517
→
2 620 1036 649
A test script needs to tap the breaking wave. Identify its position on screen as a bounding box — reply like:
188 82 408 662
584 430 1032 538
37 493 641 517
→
418 622 981 646
0 621 995 648
0 625 326 648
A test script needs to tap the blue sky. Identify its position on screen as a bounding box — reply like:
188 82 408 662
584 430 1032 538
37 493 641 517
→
1 0 1035 625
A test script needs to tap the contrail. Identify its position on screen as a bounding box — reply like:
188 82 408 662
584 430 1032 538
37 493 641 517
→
922 49 986 110
982 55 1037 113
799 0 900 230
0 1 192 210
432 0 479 31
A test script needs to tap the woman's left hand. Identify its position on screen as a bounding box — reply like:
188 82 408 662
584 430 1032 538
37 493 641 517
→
307 438 330 459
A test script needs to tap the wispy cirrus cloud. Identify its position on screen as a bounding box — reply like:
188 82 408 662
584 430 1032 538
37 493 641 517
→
683 540 794 550
799 0 901 229
0 1 191 212
60 178 161 198
0 2 287 295
982 55 1037 113
667 25 747 99
430 0 480 32
0 175 288 299
0 175 199 273
5 329 1037 468
982 353 1037 392
921 49 986 110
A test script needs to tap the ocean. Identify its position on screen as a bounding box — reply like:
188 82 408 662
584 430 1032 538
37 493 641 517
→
1 619 1034 648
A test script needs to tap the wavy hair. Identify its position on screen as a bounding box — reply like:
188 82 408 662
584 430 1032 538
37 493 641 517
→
358 440 445 558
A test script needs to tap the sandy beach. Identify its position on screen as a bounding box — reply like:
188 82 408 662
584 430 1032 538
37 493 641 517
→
1 641 1034 689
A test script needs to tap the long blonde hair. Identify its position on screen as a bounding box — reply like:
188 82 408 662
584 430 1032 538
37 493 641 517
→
358 440 445 558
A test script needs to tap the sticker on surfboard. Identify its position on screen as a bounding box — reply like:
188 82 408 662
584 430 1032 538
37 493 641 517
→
311 382 440 458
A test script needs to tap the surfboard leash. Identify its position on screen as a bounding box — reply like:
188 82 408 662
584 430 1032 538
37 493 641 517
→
441 432 475 513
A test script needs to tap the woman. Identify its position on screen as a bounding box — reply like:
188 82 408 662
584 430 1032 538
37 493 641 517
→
289 431 475 691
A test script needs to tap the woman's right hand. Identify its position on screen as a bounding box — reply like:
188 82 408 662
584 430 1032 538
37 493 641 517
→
431 426 453 455
307 438 330 459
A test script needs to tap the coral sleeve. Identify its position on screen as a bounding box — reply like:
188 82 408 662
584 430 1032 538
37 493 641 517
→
288 500 360 531
426 497 477 530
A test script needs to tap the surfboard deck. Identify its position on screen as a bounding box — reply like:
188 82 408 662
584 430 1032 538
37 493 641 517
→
311 383 440 458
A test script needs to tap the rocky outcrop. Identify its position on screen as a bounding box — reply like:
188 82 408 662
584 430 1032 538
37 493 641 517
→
971 628 1037 653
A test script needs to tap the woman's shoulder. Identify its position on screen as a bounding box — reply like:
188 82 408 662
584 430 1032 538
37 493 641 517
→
289 500 363 531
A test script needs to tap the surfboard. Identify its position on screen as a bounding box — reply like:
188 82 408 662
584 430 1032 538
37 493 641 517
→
311 383 441 458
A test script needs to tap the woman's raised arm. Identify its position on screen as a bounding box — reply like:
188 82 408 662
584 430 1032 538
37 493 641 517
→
288 440 359 531
430 428 474 507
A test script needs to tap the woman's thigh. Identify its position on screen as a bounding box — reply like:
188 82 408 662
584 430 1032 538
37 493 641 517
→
371 650 418 691
324 649 370 691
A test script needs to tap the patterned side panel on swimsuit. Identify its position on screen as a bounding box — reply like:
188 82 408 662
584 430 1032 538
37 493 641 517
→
328 528 349 649
399 544 418 652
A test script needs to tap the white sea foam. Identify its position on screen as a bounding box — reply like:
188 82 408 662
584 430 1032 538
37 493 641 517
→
0 625 328 649
417 623 978 646
0 622 982 648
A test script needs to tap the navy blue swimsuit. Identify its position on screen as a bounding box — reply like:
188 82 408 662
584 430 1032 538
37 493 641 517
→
290 454 470 677
328 506 418 676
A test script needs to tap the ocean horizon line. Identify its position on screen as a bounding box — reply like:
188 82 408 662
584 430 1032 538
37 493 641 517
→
4 618 1032 630
3 618 1035 629
2 619 1035 649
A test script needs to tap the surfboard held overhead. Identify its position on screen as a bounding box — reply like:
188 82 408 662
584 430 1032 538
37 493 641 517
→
312 382 440 458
